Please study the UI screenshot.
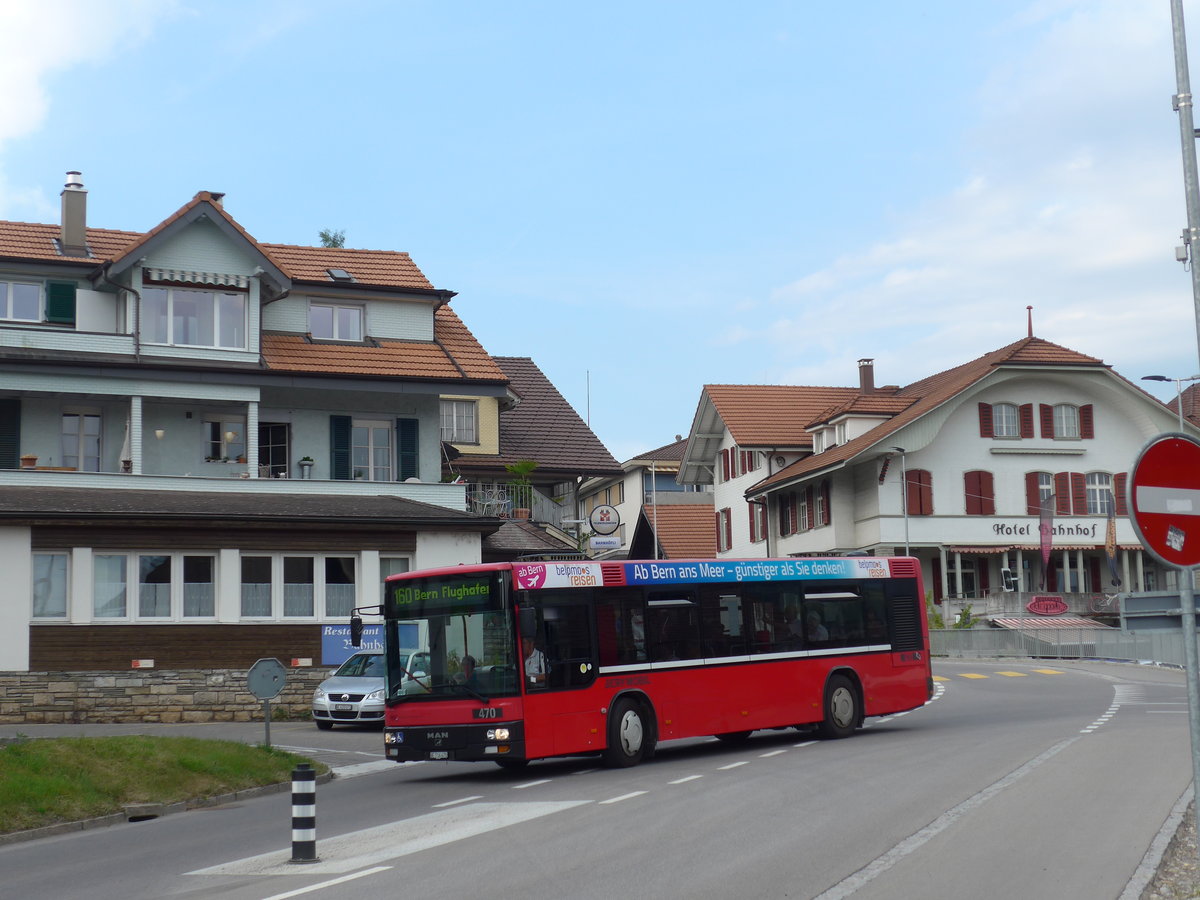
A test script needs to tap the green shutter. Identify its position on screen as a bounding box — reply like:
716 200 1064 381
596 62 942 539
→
0 399 18 469
396 418 419 480
45 282 76 325
329 415 351 480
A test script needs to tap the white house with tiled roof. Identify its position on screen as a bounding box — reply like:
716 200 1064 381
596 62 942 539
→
681 338 1188 623
580 438 711 558
0 172 530 675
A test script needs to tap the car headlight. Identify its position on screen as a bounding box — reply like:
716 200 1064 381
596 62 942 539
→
366 689 384 701
313 688 326 701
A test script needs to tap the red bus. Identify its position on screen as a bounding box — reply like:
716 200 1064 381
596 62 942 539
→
359 556 931 768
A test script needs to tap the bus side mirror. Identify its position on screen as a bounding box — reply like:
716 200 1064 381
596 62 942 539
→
1001 568 1018 592
518 606 537 639
350 615 363 647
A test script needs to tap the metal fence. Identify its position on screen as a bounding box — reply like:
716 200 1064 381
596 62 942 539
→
931 627 1191 667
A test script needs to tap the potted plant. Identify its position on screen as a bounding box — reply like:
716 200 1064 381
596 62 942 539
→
504 459 538 518
298 456 314 479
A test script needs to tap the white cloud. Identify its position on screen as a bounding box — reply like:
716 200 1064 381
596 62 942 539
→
759 0 1194 390
0 1 176 218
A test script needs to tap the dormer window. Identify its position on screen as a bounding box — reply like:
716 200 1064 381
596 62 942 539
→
310 302 363 341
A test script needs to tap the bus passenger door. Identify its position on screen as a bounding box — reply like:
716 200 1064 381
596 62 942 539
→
537 599 601 755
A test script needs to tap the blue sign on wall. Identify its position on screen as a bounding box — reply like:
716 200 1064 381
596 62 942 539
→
320 623 419 665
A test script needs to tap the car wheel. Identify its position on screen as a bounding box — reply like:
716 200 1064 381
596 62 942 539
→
817 674 858 739
602 699 652 767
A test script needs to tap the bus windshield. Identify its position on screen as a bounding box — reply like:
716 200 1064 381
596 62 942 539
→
385 571 519 701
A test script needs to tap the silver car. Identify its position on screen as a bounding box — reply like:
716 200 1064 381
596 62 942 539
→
313 650 423 729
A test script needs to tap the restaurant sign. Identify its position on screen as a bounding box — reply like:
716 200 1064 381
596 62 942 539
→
1026 595 1069 616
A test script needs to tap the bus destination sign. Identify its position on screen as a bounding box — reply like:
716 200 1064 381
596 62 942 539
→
625 558 888 585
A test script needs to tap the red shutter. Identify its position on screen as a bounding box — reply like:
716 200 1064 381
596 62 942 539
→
931 558 944 602
1070 472 1087 515
746 503 756 543
978 403 994 438
715 511 723 550
979 561 991 595
1025 472 1042 515
908 470 933 516
1080 404 1094 439
1019 404 1034 438
1088 557 1101 591
787 493 798 535
821 480 831 526
1114 472 1128 516
1040 403 1055 438
979 470 995 515
721 449 731 482
1054 472 1071 514
964 471 980 515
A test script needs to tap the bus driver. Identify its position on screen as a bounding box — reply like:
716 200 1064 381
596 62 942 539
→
524 634 547 687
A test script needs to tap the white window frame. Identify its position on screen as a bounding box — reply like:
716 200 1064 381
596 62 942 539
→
1086 472 1114 515
142 286 247 349
309 302 363 341
352 419 393 481
90 552 217 621
440 399 478 444
32 552 69 618
204 416 245 462
993 403 1020 438
61 409 102 472
0 279 40 322
1053 404 1080 439
238 553 363 620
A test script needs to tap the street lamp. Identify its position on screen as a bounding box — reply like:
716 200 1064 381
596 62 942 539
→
1142 374 1200 431
890 447 910 556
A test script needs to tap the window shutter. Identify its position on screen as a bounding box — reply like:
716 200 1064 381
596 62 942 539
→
0 398 18 469
978 403 994 438
1019 404 1034 438
1079 404 1094 439
45 281 76 325
1054 472 1071 514
931 557 944 603
821 480 831 526
804 486 815 529
1025 472 1041 515
329 415 351 480
964 472 980 515
1114 472 1128 516
979 470 995 515
907 470 933 516
1040 404 1055 438
721 449 731 482
1070 472 1087 515
1088 557 1101 591
395 418 419 480
747 503 757 543
979 562 990 595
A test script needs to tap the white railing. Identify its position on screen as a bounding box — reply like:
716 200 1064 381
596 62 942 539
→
932 627 1188 666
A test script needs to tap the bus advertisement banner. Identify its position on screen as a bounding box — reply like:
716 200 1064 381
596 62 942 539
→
624 558 890 584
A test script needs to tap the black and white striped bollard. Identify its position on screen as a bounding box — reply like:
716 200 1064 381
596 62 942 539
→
290 764 318 863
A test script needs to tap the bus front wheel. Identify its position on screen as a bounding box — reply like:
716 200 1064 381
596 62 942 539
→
817 674 858 739
603 699 651 767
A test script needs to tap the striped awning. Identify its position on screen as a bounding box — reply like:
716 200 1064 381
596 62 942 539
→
945 545 1143 554
991 617 1115 630
144 267 249 289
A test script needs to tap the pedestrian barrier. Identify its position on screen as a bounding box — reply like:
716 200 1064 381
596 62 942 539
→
290 764 318 863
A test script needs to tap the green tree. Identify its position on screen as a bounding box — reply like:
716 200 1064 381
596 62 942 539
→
319 228 345 248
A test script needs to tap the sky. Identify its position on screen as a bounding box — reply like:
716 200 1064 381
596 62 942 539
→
1 1 1198 462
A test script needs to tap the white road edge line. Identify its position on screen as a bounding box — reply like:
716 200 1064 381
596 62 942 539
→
718 761 748 770
512 779 551 790
600 791 647 805
433 796 483 808
259 865 392 900
669 775 703 784
813 737 1079 900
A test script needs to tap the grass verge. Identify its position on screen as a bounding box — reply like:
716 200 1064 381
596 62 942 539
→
0 735 326 835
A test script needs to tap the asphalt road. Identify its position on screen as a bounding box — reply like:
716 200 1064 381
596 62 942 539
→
0 659 1191 900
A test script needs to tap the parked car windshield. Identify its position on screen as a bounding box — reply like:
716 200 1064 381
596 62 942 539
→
334 653 385 678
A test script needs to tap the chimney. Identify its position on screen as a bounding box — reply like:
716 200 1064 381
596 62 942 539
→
858 358 875 395
60 171 88 257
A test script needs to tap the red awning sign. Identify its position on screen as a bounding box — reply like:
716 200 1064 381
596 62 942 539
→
1130 435 1200 568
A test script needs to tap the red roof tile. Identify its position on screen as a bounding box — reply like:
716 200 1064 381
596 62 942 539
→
643 504 716 559
706 384 861 447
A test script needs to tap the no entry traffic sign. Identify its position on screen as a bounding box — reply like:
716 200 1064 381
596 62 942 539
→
1129 434 1200 568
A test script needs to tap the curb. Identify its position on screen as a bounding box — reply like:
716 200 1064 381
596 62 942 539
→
0 770 334 848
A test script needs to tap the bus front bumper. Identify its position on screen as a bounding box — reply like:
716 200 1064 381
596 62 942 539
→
384 722 526 763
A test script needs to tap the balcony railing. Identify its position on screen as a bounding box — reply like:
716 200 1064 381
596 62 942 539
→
465 483 569 527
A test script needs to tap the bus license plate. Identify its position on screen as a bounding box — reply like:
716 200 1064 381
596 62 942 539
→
429 751 449 760
335 704 353 710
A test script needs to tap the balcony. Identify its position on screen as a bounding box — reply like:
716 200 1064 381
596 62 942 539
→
2 466 469 511
465 483 570 527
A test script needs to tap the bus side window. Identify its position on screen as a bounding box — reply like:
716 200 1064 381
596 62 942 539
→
541 600 596 689
595 589 645 665
646 593 699 662
699 586 746 657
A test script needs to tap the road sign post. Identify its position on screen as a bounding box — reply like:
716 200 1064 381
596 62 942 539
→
247 657 288 747
1130 433 1200 851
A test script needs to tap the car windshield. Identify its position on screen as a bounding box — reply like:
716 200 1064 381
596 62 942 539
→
385 573 519 700
334 653 385 678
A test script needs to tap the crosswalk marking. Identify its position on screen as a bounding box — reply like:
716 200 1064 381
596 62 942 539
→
1033 668 1064 675
995 671 1027 677
959 673 989 679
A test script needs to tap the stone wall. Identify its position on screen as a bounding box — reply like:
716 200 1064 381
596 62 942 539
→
0 668 329 724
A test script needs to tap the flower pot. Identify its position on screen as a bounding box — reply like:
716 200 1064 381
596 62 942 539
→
512 508 531 519
19 454 37 469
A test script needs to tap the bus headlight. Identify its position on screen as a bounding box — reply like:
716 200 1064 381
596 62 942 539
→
487 728 510 741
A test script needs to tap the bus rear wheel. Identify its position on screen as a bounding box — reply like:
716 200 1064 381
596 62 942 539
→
817 674 858 739
603 699 651 767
